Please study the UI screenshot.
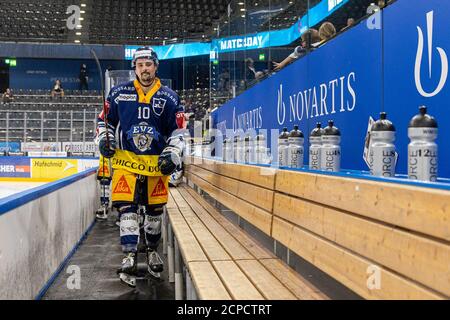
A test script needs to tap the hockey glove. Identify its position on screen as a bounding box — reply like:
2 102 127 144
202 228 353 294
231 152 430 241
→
158 146 182 176
99 136 116 158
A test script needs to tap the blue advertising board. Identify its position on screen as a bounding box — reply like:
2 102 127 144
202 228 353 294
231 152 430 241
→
383 0 450 176
0 157 31 178
0 142 20 153
125 42 211 61
211 0 450 180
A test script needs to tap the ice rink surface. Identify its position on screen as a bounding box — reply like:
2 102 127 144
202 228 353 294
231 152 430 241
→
0 181 46 199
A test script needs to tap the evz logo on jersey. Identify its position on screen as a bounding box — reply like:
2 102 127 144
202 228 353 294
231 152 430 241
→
131 123 155 152
152 98 166 116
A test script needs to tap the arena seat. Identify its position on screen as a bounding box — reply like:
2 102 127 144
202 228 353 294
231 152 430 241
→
0 0 73 42
177 87 210 121
0 0 228 44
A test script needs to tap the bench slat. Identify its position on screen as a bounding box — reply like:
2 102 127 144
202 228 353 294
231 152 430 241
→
182 186 332 300
189 164 274 212
166 191 177 209
212 260 265 300
166 208 208 262
272 217 445 300
188 261 232 300
189 157 276 189
169 188 190 209
260 259 328 300
186 171 273 236
178 206 231 261
276 170 450 241
178 187 255 260
235 259 297 300
273 193 450 296
184 187 277 260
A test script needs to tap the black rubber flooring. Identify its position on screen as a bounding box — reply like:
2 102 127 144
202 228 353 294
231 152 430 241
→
42 211 174 300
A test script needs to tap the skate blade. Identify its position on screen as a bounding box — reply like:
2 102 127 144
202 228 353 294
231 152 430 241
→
96 214 108 221
119 273 136 287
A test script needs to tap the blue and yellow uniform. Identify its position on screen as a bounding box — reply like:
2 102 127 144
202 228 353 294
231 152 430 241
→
97 78 185 252
98 78 184 204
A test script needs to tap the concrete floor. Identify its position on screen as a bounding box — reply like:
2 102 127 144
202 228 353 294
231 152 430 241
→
43 212 175 300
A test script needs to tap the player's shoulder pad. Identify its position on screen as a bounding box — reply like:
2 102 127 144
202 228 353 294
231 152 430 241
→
156 85 180 107
108 80 136 100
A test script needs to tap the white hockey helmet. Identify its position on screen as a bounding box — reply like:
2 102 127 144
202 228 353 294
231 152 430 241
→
132 46 159 68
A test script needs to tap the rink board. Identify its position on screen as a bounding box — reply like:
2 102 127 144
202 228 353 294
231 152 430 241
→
0 168 99 299
0 182 46 199
0 156 98 181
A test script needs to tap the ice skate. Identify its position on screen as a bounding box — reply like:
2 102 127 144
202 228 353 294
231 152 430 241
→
146 249 164 279
117 252 138 287
95 205 108 221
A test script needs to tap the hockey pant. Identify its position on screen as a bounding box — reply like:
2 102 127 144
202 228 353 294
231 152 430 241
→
111 169 169 253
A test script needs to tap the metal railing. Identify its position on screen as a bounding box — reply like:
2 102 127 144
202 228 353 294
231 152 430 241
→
0 109 100 144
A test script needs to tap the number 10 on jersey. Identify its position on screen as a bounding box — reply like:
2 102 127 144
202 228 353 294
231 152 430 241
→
138 106 151 119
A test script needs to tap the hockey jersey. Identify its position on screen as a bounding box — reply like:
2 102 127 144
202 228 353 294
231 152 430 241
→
97 78 185 176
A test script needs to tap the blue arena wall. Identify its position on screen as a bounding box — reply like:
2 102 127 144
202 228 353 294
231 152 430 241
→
9 58 125 91
7 56 187 91
211 0 450 179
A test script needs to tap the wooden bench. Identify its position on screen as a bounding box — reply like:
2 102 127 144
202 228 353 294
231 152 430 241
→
164 183 327 299
181 157 450 300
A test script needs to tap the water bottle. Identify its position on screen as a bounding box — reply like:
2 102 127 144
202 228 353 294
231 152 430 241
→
202 139 211 159
369 112 396 177
237 135 245 163
244 134 250 164
249 134 256 164
255 133 267 164
309 122 323 170
228 137 235 163
320 120 341 172
233 135 239 163
408 106 438 182
288 125 304 168
278 127 289 166
223 138 233 163
222 138 227 162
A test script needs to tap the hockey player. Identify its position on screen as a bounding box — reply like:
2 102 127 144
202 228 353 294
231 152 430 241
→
95 155 112 220
97 46 185 287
